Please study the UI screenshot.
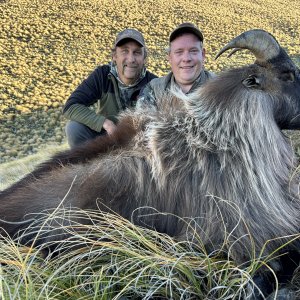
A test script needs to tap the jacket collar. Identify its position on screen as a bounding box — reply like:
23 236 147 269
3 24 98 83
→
170 69 208 94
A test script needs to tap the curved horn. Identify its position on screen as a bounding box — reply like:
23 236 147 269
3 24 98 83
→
215 29 281 62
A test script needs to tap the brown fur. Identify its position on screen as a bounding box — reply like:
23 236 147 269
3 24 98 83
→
2 115 138 196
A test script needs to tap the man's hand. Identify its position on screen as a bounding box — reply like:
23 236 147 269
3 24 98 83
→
102 119 117 135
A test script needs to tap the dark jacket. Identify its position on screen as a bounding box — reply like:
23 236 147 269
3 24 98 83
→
63 64 157 132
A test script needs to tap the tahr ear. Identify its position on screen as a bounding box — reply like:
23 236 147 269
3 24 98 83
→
242 74 262 88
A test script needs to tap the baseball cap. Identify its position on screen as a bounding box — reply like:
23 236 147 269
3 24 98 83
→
169 22 204 43
114 29 145 47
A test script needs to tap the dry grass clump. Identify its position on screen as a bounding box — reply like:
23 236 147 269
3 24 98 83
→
0 0 300 163
1 208 294 299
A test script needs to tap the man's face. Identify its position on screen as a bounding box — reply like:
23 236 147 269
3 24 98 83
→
112 40 145 85
168 33 205 88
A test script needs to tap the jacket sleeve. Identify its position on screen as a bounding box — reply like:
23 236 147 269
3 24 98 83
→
63 66 108 132
63 103 105 132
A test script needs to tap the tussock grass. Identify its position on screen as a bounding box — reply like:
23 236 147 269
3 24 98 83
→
0 208 297 299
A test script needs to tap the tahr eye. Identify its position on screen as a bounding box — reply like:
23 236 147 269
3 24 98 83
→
279 71 295 82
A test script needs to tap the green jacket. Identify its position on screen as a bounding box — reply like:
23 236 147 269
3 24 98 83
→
63 64 157 132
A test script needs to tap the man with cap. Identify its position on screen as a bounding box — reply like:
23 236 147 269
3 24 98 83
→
137 22 214 110
63 28 157 148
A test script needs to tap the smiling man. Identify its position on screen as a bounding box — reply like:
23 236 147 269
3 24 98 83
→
63 29 157 148
137 23 214 109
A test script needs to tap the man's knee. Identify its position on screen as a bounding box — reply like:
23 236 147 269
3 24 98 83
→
65 121 99 148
